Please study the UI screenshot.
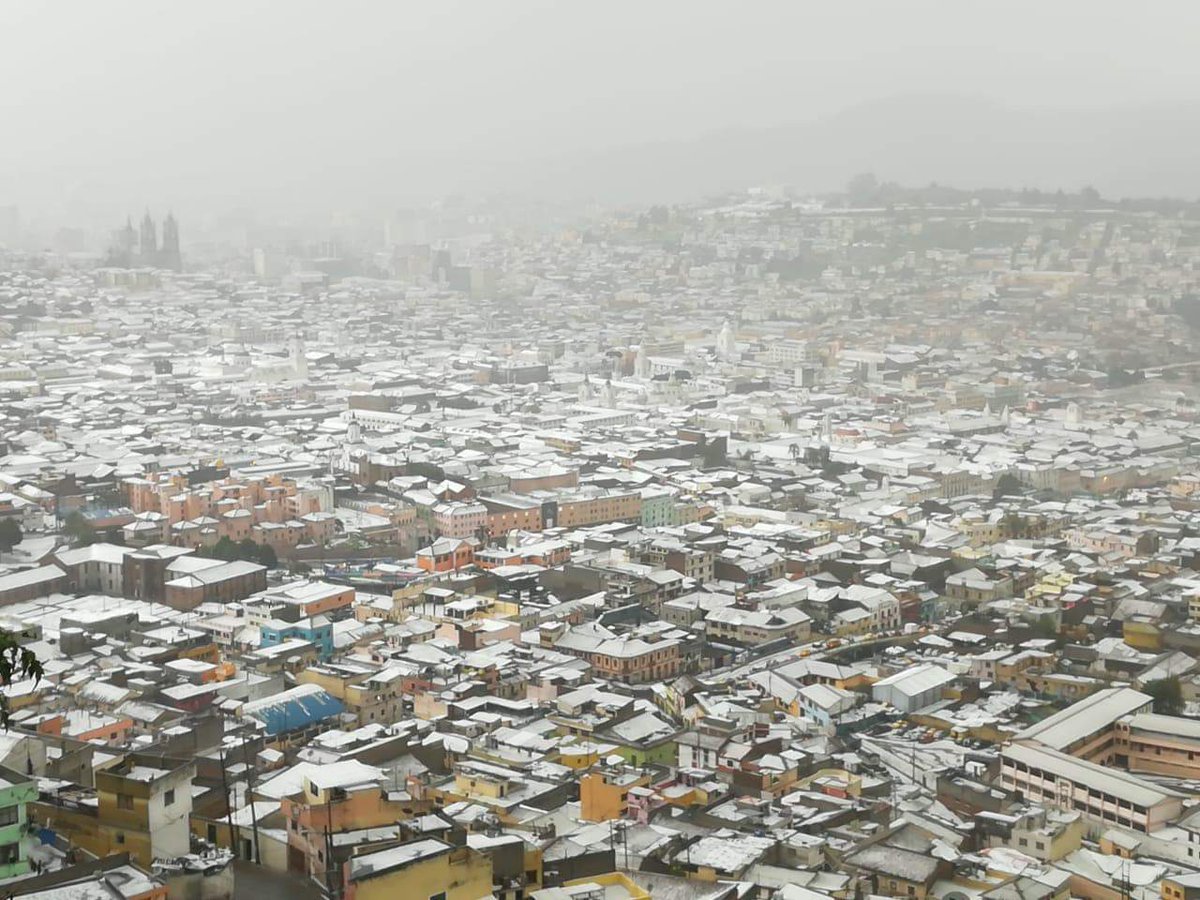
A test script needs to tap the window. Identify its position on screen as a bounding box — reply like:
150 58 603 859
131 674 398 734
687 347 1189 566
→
0 844 17 865
430 894 447 900
164 789 175 806
115 833 125 845
0 807 18 827
117 794 133 810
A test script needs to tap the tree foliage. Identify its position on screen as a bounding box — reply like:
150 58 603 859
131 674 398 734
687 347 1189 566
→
1145 676 1184 716
62 510 93 543
0 631 43 728
993 473 1023 499
1031 614 1058 640
0 519 21 553
199 536 279 568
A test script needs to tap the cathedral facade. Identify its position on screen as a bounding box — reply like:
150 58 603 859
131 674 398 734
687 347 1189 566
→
108 211 182 270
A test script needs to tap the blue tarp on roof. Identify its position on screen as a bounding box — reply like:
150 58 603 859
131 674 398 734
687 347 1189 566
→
243 684 343 735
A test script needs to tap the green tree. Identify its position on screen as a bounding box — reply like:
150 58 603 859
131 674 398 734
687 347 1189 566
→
1032 614 1058 640
204 536 277 567
1145 676 1184 716
62 510 93 544
209 536 239 561
0 632 43 728
1001 512 1024 538
993 473 1023 499
0 519 21 555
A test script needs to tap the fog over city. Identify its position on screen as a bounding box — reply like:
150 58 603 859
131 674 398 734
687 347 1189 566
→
5 5 1200 900
5 0 1200 223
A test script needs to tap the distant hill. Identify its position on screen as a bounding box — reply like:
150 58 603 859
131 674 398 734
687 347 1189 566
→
480 94 1200 205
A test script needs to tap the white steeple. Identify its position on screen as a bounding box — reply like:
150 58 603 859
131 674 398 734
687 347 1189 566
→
289 335 308 377
717 320 737 360
601 377 616 407
634 344 650 378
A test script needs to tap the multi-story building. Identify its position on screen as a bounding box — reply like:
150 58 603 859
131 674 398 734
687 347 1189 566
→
433 501 489 539
32 754 195 867
1000 740 1186 834
480 494 543 538
551 489 642 529
545 622 685 685
162 558 267 610
704 606 811 646
1115 713 1200 780
55 543 129 595
0 766 36 878
1014 687 1152 765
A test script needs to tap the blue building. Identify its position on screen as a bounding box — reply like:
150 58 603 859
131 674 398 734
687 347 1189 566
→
260 614 334 660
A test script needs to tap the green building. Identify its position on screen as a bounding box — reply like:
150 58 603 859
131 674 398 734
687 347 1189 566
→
0 765 36 878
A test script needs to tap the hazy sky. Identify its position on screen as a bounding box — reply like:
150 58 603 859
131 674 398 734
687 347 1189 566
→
3 0 1200 224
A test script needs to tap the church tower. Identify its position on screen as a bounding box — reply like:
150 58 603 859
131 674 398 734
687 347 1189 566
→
289 336 308 378
108 217 137 267
139 211 158 262
634 344 650 379
717 320 737 360
160 212 182 271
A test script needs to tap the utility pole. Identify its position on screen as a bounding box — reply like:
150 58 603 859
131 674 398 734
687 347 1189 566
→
218 744 236 851
239 736 262 864
323 817 340 900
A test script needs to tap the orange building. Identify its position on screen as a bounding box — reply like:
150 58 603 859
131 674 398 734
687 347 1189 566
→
480 495 543 538
281 766 431 880
580 767 651 822
416 538 475 573
554 489 642 528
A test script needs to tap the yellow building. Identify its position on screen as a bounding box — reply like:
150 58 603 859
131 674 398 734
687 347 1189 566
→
345 839 493 900
580 768 650 822
533 873 651 900
556 741 619 771
1122 618 1163 652
1161 873 1200 900
31 754 195 868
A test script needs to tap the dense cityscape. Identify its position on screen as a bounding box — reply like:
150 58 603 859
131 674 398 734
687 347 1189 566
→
0 183 1197 900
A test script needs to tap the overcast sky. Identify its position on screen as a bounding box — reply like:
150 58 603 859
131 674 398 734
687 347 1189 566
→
3 0 1200 224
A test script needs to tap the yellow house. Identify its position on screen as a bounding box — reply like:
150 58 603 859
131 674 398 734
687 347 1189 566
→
345 839 493 900
1161 873 1200 900
556 740 619 771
